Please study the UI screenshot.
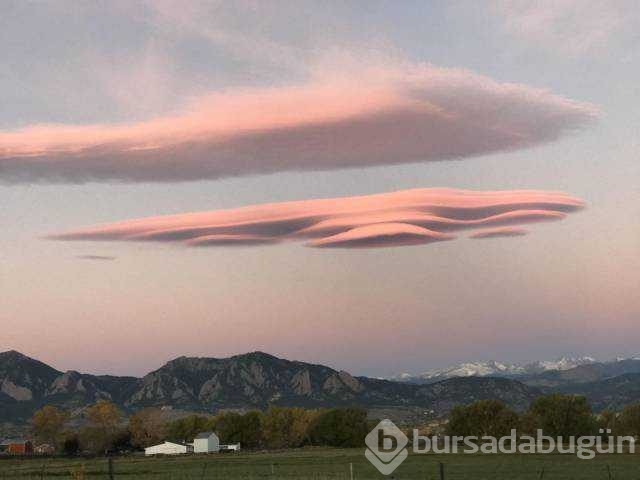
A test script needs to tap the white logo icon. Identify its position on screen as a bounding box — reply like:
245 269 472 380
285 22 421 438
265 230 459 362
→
365 419 409 475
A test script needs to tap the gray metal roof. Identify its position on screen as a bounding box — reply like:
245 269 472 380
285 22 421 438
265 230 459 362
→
194 431 215 439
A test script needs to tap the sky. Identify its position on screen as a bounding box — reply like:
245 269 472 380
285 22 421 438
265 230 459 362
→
1 1 639 378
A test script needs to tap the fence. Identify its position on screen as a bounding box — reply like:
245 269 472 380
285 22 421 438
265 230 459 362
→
0 451 633 479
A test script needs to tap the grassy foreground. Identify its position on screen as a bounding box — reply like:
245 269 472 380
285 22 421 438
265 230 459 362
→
1 448 640 479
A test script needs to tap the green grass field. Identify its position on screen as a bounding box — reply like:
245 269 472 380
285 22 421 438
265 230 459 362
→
2 448 640 479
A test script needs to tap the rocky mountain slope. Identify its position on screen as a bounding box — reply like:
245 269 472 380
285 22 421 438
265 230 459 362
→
0 350 539 425
6 349 640 428
553 373 640 411
0 351 139 424
521 359 640 388
0 350 60 401
388 355 640 413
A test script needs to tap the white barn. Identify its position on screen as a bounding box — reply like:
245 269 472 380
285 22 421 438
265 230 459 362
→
145 441 192 456
194 431 220 453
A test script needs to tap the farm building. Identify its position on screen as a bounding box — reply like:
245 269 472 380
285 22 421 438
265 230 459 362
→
0 439 34 455
194 431 220 453
144 432 235 456
220 443 241 452
144 441 193 456
34 444 55 455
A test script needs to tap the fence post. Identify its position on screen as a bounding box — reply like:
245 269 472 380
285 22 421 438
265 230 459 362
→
439 461 444 480
350 462 353 480
538 465 545 480
607 464 613 480
108 457 114 480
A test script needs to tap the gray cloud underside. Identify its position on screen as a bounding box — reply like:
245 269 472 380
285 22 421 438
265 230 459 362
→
468 227 529 239
75 255 117 261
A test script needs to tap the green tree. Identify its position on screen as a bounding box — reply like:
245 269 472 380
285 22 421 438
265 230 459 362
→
31 405 69 448
289 408 320 447
129 408 167 448
525 395 596 437
213 411 264 448
166 415 213 443
86 400 122 432
81 400 124 453
598 410 620 435
61 432 80 456
261 407 320 449
616 403 640 436
261 407 296 449
308 408 369 447
447 400 520 437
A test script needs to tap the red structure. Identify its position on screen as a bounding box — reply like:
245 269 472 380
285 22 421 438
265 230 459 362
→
0 439 33 455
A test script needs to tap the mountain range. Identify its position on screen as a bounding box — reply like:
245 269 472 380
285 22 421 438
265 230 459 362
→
391 356 599 383
4 350 640 432
0 350 537 428
389 355 640 411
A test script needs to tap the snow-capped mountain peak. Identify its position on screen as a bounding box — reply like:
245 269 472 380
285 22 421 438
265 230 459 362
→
392 356 599 383
421 361 526 379
525 356 597 373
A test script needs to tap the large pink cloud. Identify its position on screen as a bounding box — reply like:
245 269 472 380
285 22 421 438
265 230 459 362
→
0 64 596 183
49 188 585 249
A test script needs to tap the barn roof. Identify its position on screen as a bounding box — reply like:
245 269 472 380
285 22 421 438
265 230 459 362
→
195 431 216 439
0 439 30 445
145 441 188 448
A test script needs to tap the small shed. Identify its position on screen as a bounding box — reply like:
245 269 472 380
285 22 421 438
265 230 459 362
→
193 431 220 453
220 443 241 452
145 441 192 456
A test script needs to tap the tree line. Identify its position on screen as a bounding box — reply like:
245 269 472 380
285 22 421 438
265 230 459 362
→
446 395 640 439
29 394 640 456
29 402 370 455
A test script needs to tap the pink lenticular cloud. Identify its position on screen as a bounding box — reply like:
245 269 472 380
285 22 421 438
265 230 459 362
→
307 223 455 248
49 188 584 249
0 63 596 183
468 226 529 239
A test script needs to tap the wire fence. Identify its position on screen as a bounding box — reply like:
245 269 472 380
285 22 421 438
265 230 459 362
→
0 452 637 479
